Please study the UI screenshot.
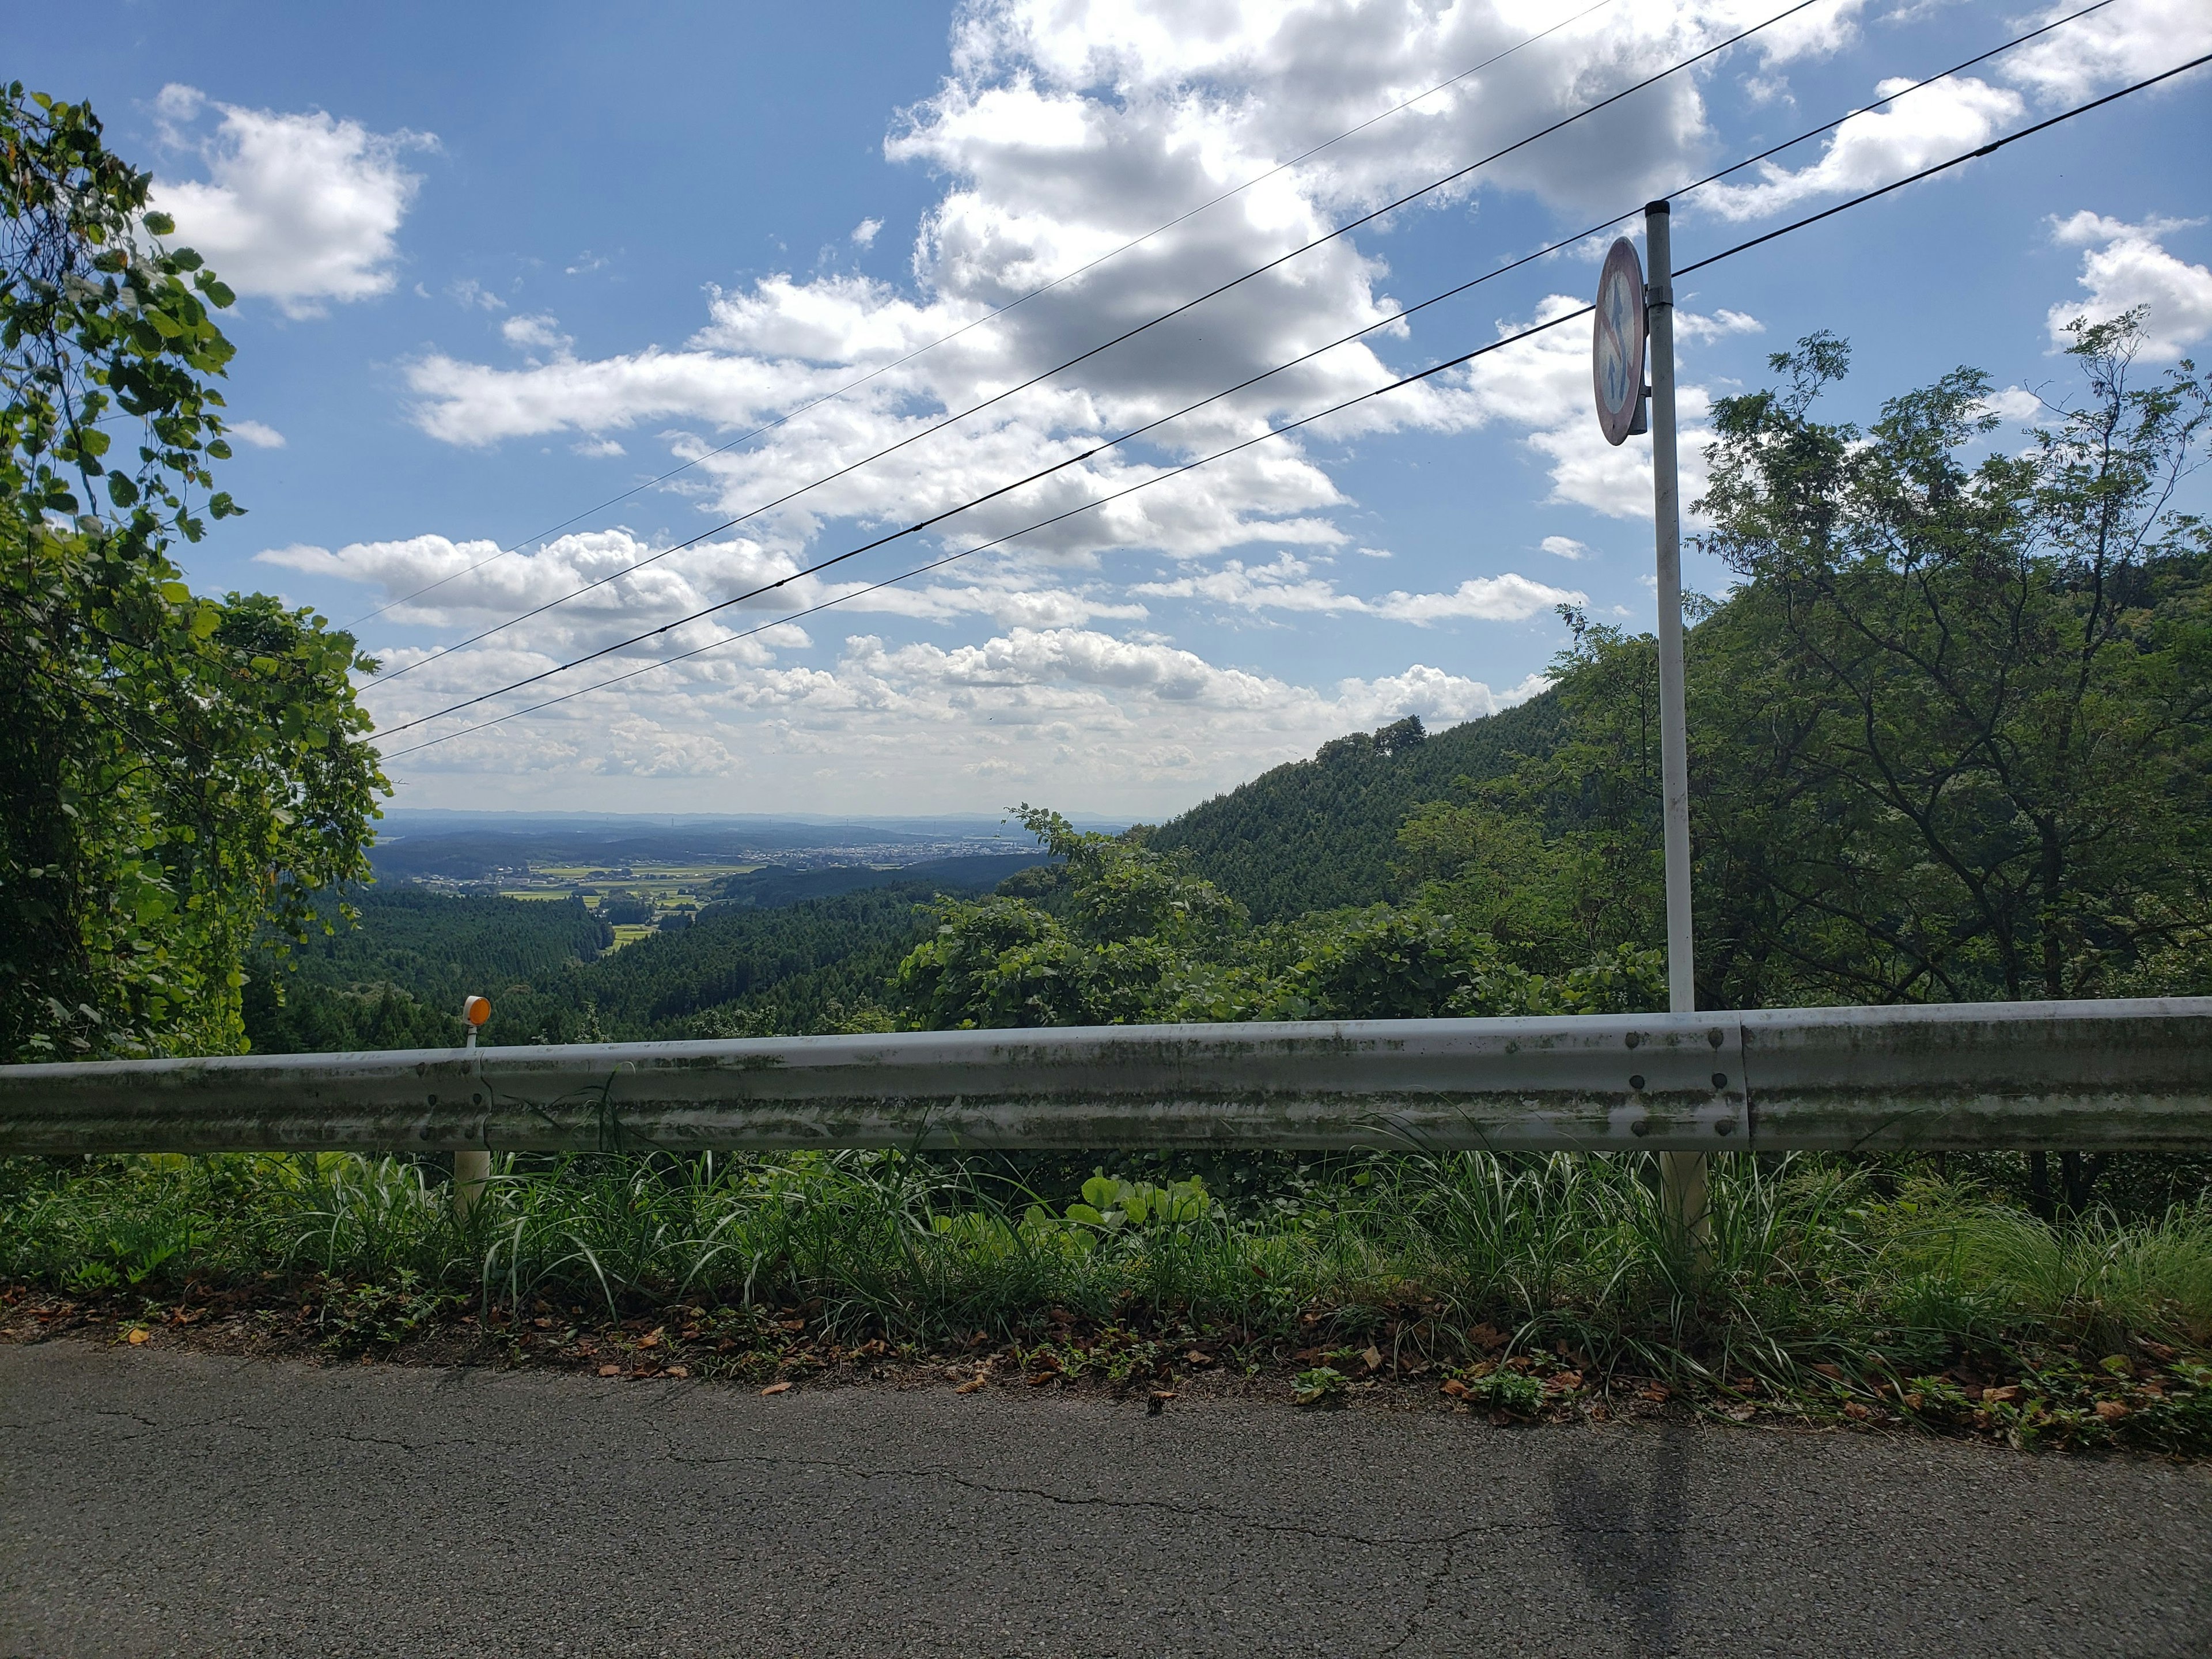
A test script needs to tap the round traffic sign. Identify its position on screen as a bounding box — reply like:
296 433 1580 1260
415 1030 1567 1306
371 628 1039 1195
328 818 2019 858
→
1592 236 1646 447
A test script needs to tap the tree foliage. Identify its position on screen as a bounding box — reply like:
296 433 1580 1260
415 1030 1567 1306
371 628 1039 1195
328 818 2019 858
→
1406 316 2212 1010
896 806 1665 1028
1146 698 1565 921
1 86 385 1059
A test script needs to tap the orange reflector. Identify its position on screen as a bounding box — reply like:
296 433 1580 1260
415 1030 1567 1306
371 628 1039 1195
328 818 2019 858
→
463 995 492 1027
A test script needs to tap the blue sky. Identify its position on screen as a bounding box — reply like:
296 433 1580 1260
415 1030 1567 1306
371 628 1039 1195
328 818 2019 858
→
19 0 2212 817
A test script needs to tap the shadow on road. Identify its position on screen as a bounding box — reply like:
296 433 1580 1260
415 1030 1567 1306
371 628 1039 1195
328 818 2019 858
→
1549 1424 1694 1656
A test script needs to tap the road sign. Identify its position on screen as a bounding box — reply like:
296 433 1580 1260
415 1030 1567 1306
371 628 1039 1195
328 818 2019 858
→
1592 236 1646 446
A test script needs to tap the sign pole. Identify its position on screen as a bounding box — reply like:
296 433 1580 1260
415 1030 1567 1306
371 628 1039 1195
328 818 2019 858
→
1643 199 1708 1255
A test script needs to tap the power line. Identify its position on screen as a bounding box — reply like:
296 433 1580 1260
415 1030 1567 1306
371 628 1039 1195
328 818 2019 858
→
383 47 2210 763
371 0 1825 688
343 0 1627 632
370 1 2118 744
386 48 2209 761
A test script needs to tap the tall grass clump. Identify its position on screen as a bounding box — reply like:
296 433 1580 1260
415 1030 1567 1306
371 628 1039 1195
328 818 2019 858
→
3 1150 2208 1391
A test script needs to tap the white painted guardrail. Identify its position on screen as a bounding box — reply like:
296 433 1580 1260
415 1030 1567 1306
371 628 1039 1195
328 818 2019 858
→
1 998 2207 1156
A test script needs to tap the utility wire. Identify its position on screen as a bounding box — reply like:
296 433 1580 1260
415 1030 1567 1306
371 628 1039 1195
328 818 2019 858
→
346 0 1626 631
384 48 2211 762
370 1 2119 745
372 0 1825 688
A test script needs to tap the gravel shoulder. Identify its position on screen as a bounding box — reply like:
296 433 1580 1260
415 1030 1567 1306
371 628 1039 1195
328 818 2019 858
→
3 1338 2209 1658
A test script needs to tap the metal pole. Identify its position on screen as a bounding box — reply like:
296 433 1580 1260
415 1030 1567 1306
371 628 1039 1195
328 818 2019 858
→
1644 199 1708 1254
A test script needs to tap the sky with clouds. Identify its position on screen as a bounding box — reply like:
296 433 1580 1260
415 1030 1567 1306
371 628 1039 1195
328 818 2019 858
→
20 0 2212 817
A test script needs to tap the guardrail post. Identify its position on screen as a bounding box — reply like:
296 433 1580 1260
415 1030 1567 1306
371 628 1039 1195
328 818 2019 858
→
452 996 492 1218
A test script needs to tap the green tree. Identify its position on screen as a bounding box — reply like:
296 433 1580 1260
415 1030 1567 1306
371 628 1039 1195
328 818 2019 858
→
1696 316 2212 1005
1 86 386 1060
1402 316 2211 1020
896 806 1664 1028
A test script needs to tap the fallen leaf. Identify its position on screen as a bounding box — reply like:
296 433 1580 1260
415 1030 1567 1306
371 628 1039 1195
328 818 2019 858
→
1441 1378 1470 1399
1724 1403 1755 1422
1843 1402 1871 1421
2093 1399 2128 1421
954 1376 987 1395
1546 1370 1584 1393
1982 1385 2020 1406
759 1381 792 1396
1468 1323 1506 1352
597 1364 622 1377
1361 1346 1384 1373
1639 1384 1671 1403
1184 1350 1214 1368
1811 1362 1843 1381
665 1366 690 1379
2139 1339 2177 1362
636 1331 661 1351
125 1328 149 1346
1025 1373 1058 1387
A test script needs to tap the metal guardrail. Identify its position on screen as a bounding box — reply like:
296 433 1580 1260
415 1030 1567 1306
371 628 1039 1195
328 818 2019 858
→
1 998 2206 1157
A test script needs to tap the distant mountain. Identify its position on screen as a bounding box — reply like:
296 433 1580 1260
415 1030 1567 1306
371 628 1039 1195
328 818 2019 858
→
1147 694 1565 922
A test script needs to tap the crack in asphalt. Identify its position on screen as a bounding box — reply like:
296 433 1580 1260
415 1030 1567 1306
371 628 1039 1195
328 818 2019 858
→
1380 1533 1458 1657
658 1444 1685 1552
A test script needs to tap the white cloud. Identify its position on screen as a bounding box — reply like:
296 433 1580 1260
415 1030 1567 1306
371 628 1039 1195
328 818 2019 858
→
2004 0 2212 105
851 217 883 247
2047 213 2212 360
501 313 574 357
1696 75 2021 221
449 278 505 312
354 2 1878 808
1131 554 1578 623
1453 294 1738 521
1540 535 1589 560
381 620 1550 810
395 0 1848 566
149 85 432 318
228 419 287 450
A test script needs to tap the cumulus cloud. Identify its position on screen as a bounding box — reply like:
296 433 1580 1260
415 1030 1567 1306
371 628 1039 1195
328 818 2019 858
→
359 2 1894 807
851 217 883 247
1696 75 2021 221
2003 0 2212 105
149 84 432 318
1540 535 1589 559
383 619 1550 813
396 0 1855 565
1130 554 1578 622
501 313 573 357
1450 295 1746 521
228 419 287 449
2046 213 2212 360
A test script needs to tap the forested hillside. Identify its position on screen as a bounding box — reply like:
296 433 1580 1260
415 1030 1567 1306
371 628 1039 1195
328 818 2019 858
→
1147 696 1565 921
244 883 942 1053
243 891 612 1052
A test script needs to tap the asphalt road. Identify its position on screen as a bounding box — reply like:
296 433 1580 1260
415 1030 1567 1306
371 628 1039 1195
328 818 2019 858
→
2 1342 2208 1658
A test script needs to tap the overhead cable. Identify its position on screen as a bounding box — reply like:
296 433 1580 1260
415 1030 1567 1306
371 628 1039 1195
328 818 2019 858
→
372 0 1827 687
383 49 2210 759
345 0 1627 631
372 1 2126 745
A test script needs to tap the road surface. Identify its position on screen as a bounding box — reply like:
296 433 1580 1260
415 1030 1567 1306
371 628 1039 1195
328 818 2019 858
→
2 1341 2207 1657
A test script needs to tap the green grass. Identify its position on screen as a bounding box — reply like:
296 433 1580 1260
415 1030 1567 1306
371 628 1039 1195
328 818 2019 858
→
5 1150 2207 1449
